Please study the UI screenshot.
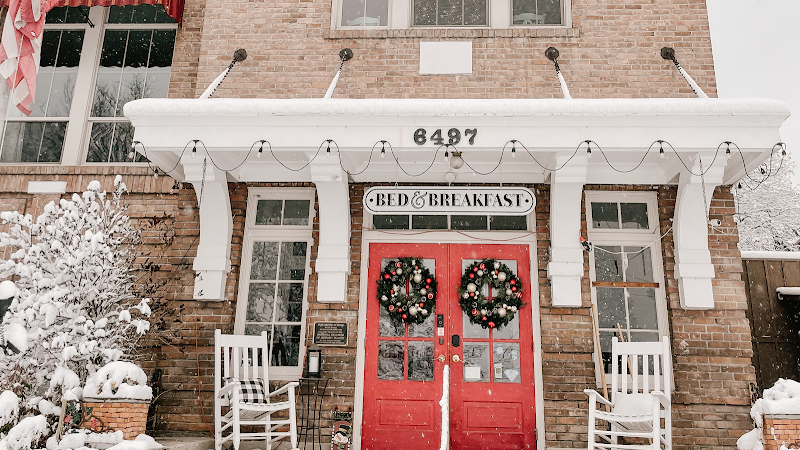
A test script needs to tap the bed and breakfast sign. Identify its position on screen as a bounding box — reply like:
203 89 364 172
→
363 186 535 216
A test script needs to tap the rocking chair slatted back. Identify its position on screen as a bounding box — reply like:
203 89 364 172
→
611 338 671 399
215 331 271 397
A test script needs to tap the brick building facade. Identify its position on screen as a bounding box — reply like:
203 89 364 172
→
0 0 790 448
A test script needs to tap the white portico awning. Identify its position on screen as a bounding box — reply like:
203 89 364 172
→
124 97 789 185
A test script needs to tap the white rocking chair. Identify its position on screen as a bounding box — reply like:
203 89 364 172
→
214 329 300 450
584 336 672 450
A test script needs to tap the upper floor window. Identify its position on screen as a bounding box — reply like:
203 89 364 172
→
0 5 177 164
335 0 568 28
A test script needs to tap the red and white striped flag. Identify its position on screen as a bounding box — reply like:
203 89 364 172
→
0 0 50 115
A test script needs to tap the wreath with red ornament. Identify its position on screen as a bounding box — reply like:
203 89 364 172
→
377 257 437 325
458 258 525 329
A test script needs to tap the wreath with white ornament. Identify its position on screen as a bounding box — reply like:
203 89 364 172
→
377 257 437 325
459 258 525 329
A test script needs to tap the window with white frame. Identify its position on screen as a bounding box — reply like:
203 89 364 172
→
0 5 176 164
585 192 667 374
235 189 315 380
334 0 567 28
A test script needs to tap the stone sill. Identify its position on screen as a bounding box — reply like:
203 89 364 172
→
83 398 151 404
327 27 580 40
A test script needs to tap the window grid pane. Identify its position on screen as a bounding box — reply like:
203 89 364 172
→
413 0 488 26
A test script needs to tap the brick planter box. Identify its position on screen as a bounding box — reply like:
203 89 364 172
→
82 399 149 440
762 414 800 450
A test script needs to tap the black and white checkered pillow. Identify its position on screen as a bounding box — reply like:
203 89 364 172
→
224 377 268 404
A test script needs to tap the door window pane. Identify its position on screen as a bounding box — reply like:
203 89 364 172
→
409 312 435 338
451 215 487 230
246 284 275 322
408 341 434 381
378 341 405 380
341 0 388 26
255 200 282 225
624 247 653 283
279 242 307 280
276 283 304 322
283 200 311 225
628 288 658 330
379 306 405 337
493 315 519 340
490 215 527 231
591 202 619 229
594 247 623 282
271 325 301 366
250 241 279 280
597 287 625 329
373 215 409 230
493 343 520 383
463 342 490 382
621 203 649 229
412 215 447 230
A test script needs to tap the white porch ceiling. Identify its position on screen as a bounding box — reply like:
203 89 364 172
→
124 98 789 185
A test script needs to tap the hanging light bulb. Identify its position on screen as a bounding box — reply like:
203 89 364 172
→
326 141 331 158
153 168 159 179
444 150 450 163
586 147 592 159
128 151 135 159
380 141 386 159
659 147 665 159
511 141 516 158
191 143 197 158
449 151 464 170
725 142 732 160
170 181 180 194
257 140 264 158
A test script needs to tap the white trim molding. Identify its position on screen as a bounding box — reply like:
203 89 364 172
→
548 152 587 307
184 156 233 300
311 159 351 302
673 152 726 310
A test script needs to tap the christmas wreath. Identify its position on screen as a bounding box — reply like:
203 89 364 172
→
458 258 525 329
377 257 437 325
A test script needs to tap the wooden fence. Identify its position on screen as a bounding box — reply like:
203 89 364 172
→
742 255 800 394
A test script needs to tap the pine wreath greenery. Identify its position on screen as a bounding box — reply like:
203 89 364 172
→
377 257 437 325
458 258 525 329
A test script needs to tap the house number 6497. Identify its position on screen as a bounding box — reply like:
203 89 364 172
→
414 128 477 146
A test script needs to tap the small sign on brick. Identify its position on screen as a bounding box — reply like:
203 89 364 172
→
313 322 348 346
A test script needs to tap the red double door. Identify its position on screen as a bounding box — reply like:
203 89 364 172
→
362 243 537 450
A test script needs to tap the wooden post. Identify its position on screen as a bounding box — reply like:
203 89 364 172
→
590 303 610 411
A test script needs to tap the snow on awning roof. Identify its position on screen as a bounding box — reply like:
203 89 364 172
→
777 287 800 300
124 98 789 185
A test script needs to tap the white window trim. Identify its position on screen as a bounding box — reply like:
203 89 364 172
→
0 6 177 166
585 191 669 385
332 0 571 30
234 188 315 380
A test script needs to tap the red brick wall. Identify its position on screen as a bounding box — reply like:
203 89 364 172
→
82 401 149 440
762 416 800 450
173 0 716 100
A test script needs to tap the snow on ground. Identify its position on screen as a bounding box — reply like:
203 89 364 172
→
83 362 152 400
4 415 48 450
738 378 800 449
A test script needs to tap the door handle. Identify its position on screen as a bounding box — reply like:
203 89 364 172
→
437 354 446 362
452 354 462 363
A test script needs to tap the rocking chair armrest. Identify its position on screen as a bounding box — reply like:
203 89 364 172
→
267 381 300 397
650 390 670 407
583 388 613 407
218 381 239 398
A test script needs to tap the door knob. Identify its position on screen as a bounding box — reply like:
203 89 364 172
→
437 354 446 362
452 354 462 363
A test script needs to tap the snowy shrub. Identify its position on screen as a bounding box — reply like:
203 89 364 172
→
736 153 800 252
0 178 151 447
83 362 151 401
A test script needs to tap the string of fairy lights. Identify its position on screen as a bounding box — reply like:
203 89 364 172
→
131 138 787 189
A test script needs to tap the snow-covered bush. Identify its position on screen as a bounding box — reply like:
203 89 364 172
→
736 153 800 252
0 178 151 447
738 378 800 450
83 362 151 401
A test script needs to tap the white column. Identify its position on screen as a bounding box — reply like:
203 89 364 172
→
673 153 725 310
547 153 588 307
311 160 350 302
184 158 233 301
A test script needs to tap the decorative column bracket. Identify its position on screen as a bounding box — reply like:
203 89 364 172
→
184 158 233 301
548 153 588 307
673 152 726 310
311 160 351 302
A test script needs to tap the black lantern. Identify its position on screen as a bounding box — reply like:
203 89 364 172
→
305 344 322 378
